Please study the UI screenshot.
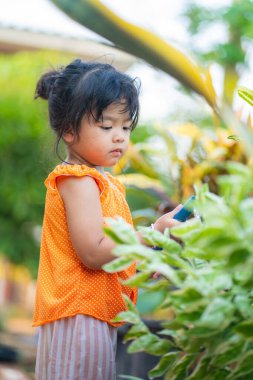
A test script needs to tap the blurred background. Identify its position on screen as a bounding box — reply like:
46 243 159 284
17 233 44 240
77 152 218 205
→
0 0 252 378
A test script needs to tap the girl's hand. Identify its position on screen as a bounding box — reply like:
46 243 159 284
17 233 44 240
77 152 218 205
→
153 204 183 233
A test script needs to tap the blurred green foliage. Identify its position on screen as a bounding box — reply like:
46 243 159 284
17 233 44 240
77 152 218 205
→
0 51 73 276
183 0 253 104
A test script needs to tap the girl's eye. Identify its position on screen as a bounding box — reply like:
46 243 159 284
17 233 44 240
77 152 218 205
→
123 126 132 131
101 126 112 130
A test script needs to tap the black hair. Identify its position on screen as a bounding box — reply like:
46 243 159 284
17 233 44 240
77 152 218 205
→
35 58 140 160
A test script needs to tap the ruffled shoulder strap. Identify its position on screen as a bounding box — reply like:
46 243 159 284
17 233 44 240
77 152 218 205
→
45 164 109 202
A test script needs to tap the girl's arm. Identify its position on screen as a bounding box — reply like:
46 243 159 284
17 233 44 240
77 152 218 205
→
57 175 117 270
57 175 182 270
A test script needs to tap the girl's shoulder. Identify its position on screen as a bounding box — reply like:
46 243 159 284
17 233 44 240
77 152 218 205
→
45 164 110 200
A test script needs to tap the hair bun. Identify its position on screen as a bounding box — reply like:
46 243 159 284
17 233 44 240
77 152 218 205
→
35 70 60 100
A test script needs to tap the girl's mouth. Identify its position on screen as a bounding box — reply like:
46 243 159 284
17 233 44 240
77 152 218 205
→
110 148 122 156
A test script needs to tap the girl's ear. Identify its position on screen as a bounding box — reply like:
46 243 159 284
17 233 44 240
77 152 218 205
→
63 131 75 144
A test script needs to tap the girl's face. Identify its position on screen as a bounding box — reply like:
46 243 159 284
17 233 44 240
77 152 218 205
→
63 101 132 167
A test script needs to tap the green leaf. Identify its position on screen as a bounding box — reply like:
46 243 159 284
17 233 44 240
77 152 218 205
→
182 247 205 259
120 271 151 287
207 369 230 380
104 217 139 244
123 321 149 342
162 240 183 255
138 226 182 255
158 329 179 338
177 310 204 325
186 326 221 338
187 355 211 380
234 319 253 338
228 248 250 267
147 262 181 285
170 287 203 305
166 353 195 380
199 298 235 329
238 86 253 107
234 295 253 319
148 352 178 379
113 244 155 261
104 225 126 244
210 273 232 292
137 289 167 314
112 311 140 324
171 218 202 239
128 333 172 356
139 277 169 291
211 336 244 367
122 294 139 314
161 320 184 331
229 350 253 378
103 256 134 272
162 254 193 274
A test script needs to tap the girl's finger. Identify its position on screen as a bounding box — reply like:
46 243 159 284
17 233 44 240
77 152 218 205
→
169 204 183 217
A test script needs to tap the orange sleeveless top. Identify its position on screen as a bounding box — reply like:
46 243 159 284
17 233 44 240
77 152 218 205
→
33 164 137 327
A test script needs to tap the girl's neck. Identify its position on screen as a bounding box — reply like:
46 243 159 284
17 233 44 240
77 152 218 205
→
95 166 105 175
63 154 105 173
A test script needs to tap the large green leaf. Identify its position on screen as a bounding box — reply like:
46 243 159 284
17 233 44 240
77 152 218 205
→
51 0 217 108
166 353 194 380
127 333 172 356
148 352 178 379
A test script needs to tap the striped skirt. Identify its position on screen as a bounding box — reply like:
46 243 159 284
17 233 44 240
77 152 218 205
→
35 314 117 380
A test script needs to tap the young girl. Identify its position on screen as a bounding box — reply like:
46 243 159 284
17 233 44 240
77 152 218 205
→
33 58 181 380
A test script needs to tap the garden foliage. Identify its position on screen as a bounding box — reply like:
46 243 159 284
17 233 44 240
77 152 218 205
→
183 0 253 104
104 161 253 380
0 51 72 275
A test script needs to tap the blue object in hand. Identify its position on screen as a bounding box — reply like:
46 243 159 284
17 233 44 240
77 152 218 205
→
173 196 196 222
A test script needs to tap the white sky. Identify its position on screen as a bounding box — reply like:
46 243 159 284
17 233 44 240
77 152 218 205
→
0 0 252 122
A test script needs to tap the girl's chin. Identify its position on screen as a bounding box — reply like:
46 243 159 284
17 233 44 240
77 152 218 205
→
77 156 121 168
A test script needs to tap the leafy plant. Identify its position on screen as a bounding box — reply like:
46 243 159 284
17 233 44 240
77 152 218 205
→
104 161 253 379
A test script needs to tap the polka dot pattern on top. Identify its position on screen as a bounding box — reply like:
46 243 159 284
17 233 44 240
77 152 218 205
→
33 164 137 327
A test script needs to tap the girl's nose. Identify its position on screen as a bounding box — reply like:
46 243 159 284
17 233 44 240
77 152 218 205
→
112 133 124 143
